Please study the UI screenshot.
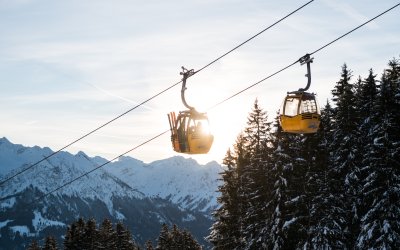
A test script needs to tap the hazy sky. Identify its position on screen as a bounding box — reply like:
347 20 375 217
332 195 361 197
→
1 0 399 165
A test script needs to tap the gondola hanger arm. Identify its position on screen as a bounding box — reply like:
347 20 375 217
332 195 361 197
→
180 66 196 110
298 54 313 92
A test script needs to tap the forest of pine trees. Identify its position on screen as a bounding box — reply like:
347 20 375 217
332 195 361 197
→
28 219 200 250
208 57 400 249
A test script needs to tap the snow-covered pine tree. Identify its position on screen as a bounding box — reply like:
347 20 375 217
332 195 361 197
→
76 217 86 245
116 222 139 250
63 224 74 249
181 230 202 250
243 99 271 156
156 224 201 250
62 218 140 249
231 133 249 249
156 224 170 249
241 99 273 249
209 132 249 249
27 240 41 250
329 64 359 248
269 115 288 249
42 236 58 250
306 101 339 249
268 114 309 249
356 58 400 249
354 69 378 223
145 240 154 250
355 70 378 117
170 224 184 249
208 148 242 249
97 219 117 249
83 218 98 250
64 218 87 250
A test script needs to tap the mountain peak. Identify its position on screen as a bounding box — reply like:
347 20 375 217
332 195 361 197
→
0 137 11 145
76 151 88 157
154 155 198 166
117 155 143 164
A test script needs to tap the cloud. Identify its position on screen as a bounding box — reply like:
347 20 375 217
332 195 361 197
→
321 0 379 29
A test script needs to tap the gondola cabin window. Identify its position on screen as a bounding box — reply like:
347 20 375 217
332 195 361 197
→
299 95 319 114
283 97 300 116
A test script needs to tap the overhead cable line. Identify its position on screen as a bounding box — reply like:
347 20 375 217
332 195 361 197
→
0 83 179 187
207 2 400 110
0 0 314 187
309 2 400 56
207 60 299 110
192 0 315 75
19 2 400 205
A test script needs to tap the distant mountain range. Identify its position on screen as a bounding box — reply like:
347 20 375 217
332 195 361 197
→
0 137 222 249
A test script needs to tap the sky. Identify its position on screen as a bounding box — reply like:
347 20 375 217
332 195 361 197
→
0 0 399 165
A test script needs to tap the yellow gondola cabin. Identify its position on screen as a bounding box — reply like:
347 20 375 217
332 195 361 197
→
167 67 214 154
168 110 213 154
280 91 320 134
279 54 321 134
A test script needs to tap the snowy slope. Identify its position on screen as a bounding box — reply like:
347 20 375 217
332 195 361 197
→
0 137 222 212
0 137 53 176
0 137 222 248
107 156 222 212
0 137 144 208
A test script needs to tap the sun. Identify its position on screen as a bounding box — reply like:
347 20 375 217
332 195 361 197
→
177 77 250 164
183 104 246 164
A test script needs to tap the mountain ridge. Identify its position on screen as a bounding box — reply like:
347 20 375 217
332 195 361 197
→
0 137 222 249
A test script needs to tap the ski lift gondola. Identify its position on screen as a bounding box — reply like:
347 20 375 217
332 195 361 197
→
167 67 214 154
279 54 321 134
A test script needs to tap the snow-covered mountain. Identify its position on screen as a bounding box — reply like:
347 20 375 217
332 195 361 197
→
0 137 222 249
0 137 144 209
108 156 221 212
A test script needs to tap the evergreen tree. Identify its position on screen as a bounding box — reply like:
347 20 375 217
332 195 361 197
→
241 99 273 249
356 59 400 249
212 100 275 249
182 230 201 249
170 224 184 249
354 69 378 221
42 235 58 250
13 231 23 247
97 219 117 249
27 240 41 250
269 115 290 249
329 64 358 248
356 70 378 119
156 224 201 250
64 224 74 250
76 217 87 247
83 218 98 250
269 115 309 249
230 133 249 249
64 219 85 250
145 240 154 250
156 224 170 250
62 218 140 250
116 222 139 250
64 218 98 250
243 99 271 156
306 101 338 249
208 148 242 249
